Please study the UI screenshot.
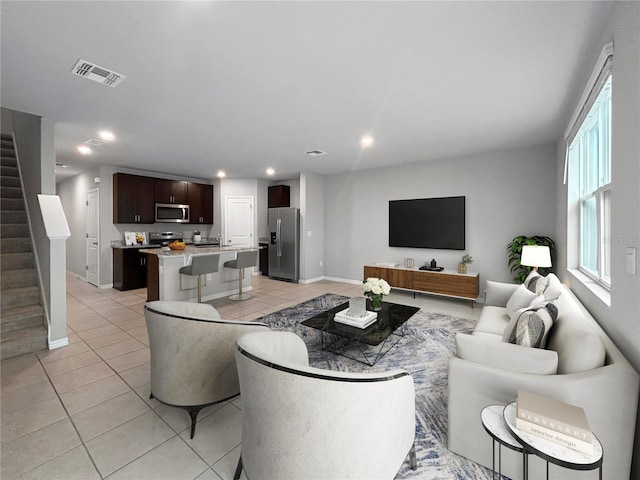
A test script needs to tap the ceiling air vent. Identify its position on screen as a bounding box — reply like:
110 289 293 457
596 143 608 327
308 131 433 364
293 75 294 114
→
305 150 327 157
70 59 125 87
84 138 105 146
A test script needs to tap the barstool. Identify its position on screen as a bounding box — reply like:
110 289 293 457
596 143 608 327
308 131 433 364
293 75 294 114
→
223 250 259 301
179 254 220 303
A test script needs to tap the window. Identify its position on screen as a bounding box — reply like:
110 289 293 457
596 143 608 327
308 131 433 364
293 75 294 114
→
567 55 612 289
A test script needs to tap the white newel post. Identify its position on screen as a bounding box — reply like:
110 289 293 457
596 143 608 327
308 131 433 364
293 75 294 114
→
37 194 71 349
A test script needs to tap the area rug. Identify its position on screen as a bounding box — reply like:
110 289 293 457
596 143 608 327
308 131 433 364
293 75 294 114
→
255 293 495 480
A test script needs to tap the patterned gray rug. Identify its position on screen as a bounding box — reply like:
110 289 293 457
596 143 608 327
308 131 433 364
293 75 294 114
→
256 293 496 480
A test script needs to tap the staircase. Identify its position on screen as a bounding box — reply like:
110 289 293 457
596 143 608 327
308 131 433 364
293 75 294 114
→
1 133 48 359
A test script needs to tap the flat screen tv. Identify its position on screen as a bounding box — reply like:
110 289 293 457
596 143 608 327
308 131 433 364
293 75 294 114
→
389 196 465 250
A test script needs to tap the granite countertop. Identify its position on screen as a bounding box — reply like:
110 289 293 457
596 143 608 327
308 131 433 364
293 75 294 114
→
112 244 161 250
139 245 254 256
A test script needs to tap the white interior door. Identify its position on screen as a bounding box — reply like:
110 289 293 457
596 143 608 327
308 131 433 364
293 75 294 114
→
224 196 253 247
86 188 99 286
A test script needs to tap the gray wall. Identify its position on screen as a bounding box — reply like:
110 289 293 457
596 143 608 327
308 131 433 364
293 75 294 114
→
323 143 557 292
300 172 325 281
553 2 640 474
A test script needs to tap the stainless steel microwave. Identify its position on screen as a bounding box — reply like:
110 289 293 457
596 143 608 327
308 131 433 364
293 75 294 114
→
155 203 190 223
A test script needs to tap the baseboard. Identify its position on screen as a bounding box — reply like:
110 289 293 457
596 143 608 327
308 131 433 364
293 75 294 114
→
48 337 69 350
299 276 325 284
322 275 362 285
98 283 113 289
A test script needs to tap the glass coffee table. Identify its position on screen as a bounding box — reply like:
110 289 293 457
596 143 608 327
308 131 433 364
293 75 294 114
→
301 299 419 366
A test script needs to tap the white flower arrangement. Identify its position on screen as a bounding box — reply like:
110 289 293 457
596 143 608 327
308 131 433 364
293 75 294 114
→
363 277 391 296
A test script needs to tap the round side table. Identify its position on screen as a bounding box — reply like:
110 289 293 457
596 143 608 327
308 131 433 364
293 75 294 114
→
503 402 603 480
481 405 528 479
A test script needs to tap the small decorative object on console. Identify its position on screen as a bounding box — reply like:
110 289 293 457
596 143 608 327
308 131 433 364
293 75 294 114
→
404 257 414 268
363 277 391 311
458 254 473 274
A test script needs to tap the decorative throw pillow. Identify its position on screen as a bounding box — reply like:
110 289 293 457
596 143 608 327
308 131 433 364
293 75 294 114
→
543 273 563 300
505 284 538 316
501 307 528 342
507 301 559 348
523 270 549 295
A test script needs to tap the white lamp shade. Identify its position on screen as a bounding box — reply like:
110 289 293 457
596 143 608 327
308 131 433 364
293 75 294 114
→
520 245 552 268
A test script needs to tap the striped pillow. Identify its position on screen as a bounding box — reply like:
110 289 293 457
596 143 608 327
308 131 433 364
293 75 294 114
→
507 301 559 349
524 270 549 295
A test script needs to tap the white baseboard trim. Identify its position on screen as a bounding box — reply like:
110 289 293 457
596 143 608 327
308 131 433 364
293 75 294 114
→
299 276 325 284
98 283 114 289
322 276 362 285
49 337 69 350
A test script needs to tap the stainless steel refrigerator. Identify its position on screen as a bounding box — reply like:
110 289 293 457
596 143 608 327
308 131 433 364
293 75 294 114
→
268 207 300 282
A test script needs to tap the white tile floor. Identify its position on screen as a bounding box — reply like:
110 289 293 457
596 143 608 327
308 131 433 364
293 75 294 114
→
1 274 481 480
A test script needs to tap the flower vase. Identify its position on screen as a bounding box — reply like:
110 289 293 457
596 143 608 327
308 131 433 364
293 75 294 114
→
371 295 383 311
458 263 467 274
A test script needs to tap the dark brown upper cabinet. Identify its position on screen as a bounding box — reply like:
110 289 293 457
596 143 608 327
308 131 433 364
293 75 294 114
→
154 178 188 204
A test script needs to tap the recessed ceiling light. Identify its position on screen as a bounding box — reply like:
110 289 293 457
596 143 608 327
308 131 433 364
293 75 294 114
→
98 130 115 141
217 170 226 178
77 145 92 155
266 167 275 176
361 135 374 148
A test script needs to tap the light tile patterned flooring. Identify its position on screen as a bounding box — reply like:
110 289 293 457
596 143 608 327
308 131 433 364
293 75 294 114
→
1 274 481 480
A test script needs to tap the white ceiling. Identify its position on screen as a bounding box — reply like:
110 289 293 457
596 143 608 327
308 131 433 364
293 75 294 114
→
1 1 612 182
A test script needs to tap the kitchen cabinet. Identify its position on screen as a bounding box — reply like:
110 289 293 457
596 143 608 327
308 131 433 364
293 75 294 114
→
188 182 214 224
113 248 149 290
268 185 290 208
113 173 155 223
154 178 188 204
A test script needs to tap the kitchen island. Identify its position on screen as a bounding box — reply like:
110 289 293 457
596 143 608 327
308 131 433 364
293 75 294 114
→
140 245 256 302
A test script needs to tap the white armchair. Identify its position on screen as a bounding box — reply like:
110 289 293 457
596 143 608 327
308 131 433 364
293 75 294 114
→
144 301 269 438
233 331 417 480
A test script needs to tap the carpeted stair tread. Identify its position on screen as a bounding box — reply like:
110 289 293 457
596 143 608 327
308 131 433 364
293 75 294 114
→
1 267 38 288
1 210 27 224
0 186 22 198
1 237 31 253
1 252 35 271
1 148 16 157
1 223 29 238
1 304 45 333
1 285 41 309
1 198 25 210
1 326 48 360
1 165 19 176
1 176 21 188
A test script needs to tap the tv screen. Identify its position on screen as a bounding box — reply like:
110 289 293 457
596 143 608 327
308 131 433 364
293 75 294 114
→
389 196 465 250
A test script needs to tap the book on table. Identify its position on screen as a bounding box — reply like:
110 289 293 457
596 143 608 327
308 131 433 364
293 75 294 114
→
334 309 377 328
516 390 593 454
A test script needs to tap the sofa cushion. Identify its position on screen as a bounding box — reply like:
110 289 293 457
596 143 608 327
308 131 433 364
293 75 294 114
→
507 301 559 348
505 284 538 316
473 306 510 336
456 333 558 374
557 332 606 374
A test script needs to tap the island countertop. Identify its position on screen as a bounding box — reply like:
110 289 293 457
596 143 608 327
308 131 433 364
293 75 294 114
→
139 245 256 256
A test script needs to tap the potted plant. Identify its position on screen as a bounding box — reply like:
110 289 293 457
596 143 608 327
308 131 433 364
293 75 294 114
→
507 235 556 283
458 254 473 274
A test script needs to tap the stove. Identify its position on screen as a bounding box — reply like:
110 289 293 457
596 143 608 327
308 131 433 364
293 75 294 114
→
149 231 184 246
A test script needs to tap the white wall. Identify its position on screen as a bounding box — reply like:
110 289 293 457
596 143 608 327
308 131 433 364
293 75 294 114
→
554 2 640 474
58 168 100 277
323 143 557 292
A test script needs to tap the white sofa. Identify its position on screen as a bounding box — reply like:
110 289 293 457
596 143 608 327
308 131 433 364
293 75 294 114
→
448 275 639 479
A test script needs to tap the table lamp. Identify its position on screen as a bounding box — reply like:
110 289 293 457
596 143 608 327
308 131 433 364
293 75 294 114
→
520 245 552 272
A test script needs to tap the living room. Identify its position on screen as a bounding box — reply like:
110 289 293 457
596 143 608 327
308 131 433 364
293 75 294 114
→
2 1 639 479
